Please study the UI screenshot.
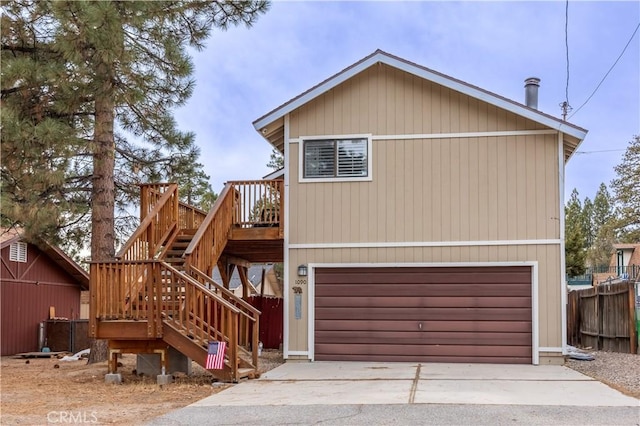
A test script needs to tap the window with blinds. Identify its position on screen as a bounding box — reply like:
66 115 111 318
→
303 138 368 179
9 241 27 263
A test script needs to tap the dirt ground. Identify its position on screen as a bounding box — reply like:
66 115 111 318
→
0 349 283 425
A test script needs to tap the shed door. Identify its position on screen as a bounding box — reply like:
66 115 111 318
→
314 266 532 364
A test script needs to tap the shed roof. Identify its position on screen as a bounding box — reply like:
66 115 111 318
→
0 228 89 289
253 49 587 161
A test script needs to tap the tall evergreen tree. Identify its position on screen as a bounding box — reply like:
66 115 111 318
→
612 135 640 242
565 189 586 276
588 183 616 267
580 197 594 249
1 0 269 362
592 183 614 235
1 1 268 260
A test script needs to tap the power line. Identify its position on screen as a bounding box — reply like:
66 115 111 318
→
575 148 626 155
569 22 640 120
560 0 572 121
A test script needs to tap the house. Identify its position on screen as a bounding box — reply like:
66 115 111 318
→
212 263 283 298
89 50 587 382
1 228 89 355
252 50 587 365
592 243 640 285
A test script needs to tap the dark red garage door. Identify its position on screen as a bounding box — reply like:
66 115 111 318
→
314 266 532 364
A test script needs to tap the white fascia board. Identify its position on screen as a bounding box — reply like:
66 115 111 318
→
253 55 380 132
253 52 587 142
382 55 588 142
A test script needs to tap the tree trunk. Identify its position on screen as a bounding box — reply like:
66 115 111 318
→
88 74 116 365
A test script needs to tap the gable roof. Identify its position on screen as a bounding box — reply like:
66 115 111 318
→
211 264 268 290
253 49 587 161
1 228 89 289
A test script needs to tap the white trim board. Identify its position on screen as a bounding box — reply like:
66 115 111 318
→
559 132 568 356
289 239 561 250
253 50 587 142
306 261 540 365
283 114 291 358
538 347 563 352
288 129 558 144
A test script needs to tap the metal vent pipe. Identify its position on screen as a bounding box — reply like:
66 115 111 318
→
524 77 541 109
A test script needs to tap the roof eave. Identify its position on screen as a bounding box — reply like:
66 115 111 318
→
252 50 587 146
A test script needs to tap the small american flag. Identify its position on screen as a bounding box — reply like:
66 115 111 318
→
205 341 227 370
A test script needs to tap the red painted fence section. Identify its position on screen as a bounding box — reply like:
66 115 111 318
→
247 296 283 349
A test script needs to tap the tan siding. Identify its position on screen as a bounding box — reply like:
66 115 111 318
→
287 245 561 354
285 63 563 359
289 65 542 138
290 134 559 244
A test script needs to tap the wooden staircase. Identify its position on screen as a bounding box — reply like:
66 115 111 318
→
89 181 283 382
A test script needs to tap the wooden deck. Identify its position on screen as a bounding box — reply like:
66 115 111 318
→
89 180 283 382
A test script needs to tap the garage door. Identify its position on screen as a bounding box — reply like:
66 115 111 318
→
314 266 532 364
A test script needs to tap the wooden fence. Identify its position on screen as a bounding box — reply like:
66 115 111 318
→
567 281 637 354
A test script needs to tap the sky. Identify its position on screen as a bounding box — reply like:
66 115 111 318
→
174 1 640 203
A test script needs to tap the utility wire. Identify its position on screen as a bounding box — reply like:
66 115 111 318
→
569 21 640 120
564 0 570 106
560 0 572 120
574 148 626 155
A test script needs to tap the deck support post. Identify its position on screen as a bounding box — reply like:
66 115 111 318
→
154 348 173 385
108 349 121 374
105 348 123 384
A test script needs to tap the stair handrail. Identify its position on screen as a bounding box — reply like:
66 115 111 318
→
183 182 235 274
189 266 261 317
162 261 241 314
116 184 179 260
189 266 261 367
160 261 246 378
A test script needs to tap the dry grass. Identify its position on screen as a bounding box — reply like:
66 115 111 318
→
0 349 283 425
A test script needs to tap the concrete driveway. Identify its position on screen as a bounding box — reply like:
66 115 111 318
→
152 362 639 425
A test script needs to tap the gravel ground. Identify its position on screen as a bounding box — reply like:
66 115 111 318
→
565 350 640 398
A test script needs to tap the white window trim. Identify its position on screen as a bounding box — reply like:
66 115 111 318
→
9 241 27 263
298 134 373 183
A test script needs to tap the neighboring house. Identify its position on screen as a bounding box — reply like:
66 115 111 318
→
212 264 282 298
0 228 89 355
592 243 640 284
252 50 587 365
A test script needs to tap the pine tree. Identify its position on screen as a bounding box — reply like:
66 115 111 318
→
580 197 594 249
592 183 614 235
2 0 267 257
612 135 640 242
587 183 616 267
565 189 586 276
1 0 269 362
267 148 284 170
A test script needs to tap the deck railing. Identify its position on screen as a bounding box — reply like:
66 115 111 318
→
90 260 244 378
90 180 282 380
190 267 260 367
118 184 179 261
229 180 283 231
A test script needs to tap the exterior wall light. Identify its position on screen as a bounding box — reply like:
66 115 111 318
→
297 264 308 277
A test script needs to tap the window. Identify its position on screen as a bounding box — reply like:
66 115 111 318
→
303 137 369 180
9 242 27 263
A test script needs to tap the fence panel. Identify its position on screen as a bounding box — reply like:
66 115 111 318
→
567 281 637 353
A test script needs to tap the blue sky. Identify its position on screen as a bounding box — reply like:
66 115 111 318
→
174 1 639 203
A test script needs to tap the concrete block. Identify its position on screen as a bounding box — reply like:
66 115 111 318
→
105 373 122 384
136 346 192 376
157 374 174 385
